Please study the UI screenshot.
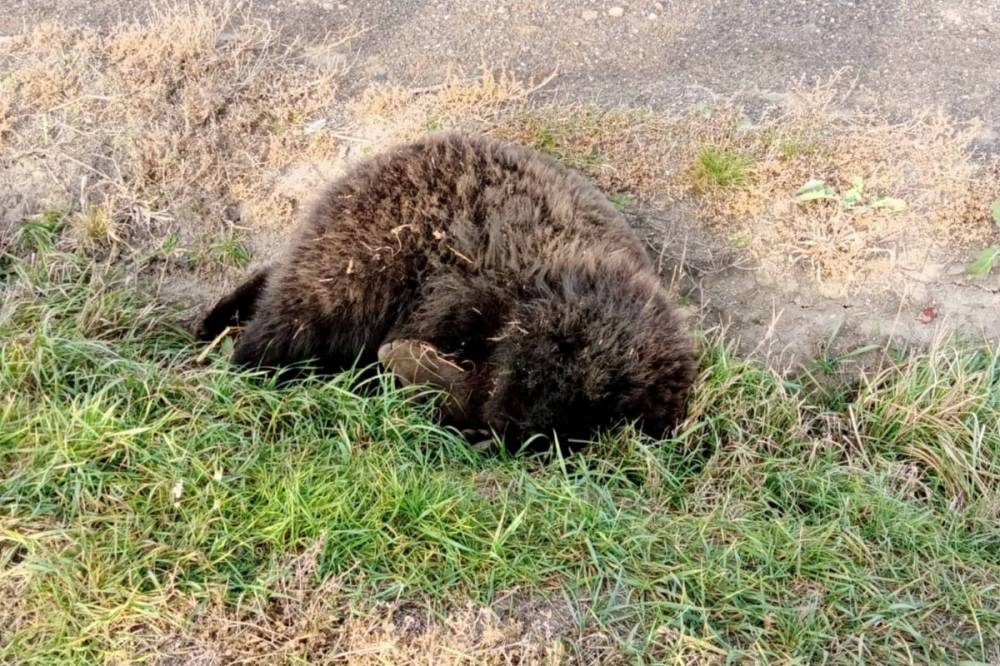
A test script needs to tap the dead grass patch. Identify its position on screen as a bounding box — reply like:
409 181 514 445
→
0 537 607 665
346 66 535 150
0 2 350 270
127 565 719 666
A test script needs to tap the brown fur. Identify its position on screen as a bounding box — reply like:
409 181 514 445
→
199 132 695 449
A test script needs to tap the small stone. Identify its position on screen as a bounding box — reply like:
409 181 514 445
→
608 6 624 17
648 12 657 20
581 9 598 20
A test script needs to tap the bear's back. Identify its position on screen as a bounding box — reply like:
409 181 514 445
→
294 132 651 281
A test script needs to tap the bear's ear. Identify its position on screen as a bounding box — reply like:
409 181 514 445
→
377 339 472 421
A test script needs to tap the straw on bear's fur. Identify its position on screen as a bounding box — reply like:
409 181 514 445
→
200 132 695 448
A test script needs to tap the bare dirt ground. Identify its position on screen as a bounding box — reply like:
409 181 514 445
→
2 0 998 372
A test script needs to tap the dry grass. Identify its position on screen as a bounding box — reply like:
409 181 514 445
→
67 551 721 666
0 2 348 268
117 546 587 665
348 66 533 141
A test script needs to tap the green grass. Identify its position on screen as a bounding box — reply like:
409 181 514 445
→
2 221 1000 663
199 230 253 270
608 193 634 212
526 121 609 169
690 146 752 191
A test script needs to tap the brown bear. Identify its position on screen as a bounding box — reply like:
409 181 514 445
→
198 131 695 449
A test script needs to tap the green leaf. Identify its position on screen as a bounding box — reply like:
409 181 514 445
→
842 176 865 207
966 245 1000 278
870 196 908 212
729 232 750 248
794 179 836 202
608 193 633 211
991 197 1000 229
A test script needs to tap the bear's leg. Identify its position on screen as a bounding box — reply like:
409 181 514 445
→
198 267 271 341
226 270 406 380
231 313 318 374
231 309 369 381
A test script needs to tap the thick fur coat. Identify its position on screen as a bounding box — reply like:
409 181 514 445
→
199 132 695 447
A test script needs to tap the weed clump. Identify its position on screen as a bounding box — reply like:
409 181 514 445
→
690 146 752 191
